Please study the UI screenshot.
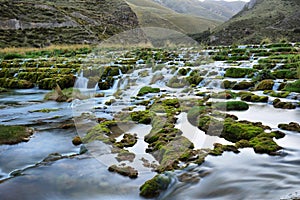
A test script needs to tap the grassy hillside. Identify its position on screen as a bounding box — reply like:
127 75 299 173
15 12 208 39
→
207 0 300 45
152 0 246 22
126 0 220 35
0 0 139 48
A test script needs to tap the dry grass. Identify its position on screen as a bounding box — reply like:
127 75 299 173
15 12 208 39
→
0 44 92 55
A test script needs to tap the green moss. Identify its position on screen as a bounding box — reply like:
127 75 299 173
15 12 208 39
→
240 93 268 103
166 76 188 88
211 91 238 99
213 101 249 111
272 70 297 79
267 91 290 98
232 81 255 90
82 121 117 144
186 74 203 86
0 78 34 89
137 86 160 96
187 106 208 126
130 110 152 124
115 133 138 148
139 174 171 198
283 80 300 93
254 80 274 91
222 80 236 89
156 136 194 172
225 68 254 78
209 143 239 156
221 118 264 143
0 125 33 145
249 136 282 154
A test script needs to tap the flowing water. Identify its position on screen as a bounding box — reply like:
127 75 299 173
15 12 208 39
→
0 49 299 200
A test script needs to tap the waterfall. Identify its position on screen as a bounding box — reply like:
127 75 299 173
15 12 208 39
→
74 71 89 90
272 82 280 91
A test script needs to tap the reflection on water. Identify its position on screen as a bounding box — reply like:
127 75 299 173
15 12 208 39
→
0 156 156 200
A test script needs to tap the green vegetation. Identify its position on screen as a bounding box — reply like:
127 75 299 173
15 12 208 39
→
139 174 171 198
240 93 268 103
137 86 160 96
0 78 34 89
225 68 254 78
283 80 300 93
254 80 274 91
213 101 249 111
0 125 33 145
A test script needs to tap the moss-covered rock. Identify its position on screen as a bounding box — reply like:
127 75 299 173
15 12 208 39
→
209 143 240 156
139 174 171 198
221 80 236 89
137 86 160 96
0 78 34 89
155 136 194 172
108 165 138 179
283 80 300 93
249 134 282 154
115 133 137 148
209 90 232 99
44 86 86 102
240 93 268 103
273 98 296 109
82 120 119 144
166 76 188 88
278 122 300 132
115 149 136 162
0 125 33 145
213 101 249 111
221 118 265 143
232 81 255 90
272 70 298 79
130 110 152 124
225 68 254 78
186 74 203 86
254 79 274 91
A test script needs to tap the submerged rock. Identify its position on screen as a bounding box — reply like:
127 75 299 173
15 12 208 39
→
278 122 300 133
108 165 138 179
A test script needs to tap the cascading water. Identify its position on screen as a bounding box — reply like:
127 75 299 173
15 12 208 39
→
74 71 89 90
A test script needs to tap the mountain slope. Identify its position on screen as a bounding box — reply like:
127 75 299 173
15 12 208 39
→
126 0 220 35
152 0 246 22
0 0 139 48
208 0 300 45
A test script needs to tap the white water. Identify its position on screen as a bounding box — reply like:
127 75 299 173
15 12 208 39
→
74 71 89 89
